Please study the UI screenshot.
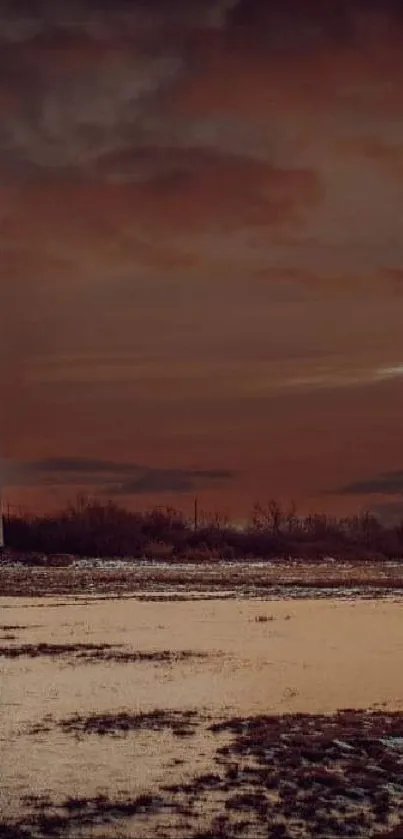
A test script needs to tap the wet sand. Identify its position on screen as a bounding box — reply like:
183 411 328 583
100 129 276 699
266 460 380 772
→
1 577 403 837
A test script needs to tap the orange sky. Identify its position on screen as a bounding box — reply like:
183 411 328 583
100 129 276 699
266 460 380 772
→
2 0 403 522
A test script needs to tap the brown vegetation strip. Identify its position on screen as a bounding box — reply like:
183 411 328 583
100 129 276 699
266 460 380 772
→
2 562 403 598
0 624 31 630
30 708 202 738
0 642 115 659
0 642 212 664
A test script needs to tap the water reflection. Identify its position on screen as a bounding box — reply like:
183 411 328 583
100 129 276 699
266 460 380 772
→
1 596 403 836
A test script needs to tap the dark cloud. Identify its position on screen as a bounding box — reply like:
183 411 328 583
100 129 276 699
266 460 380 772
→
0 1 234 178
3 0 403 180
108 467 234 496
338 470 403 496
2 0 402 41
18 456 236 496
30 457 137 474
230 0 403 42
0 1 235 42
0 44 183 178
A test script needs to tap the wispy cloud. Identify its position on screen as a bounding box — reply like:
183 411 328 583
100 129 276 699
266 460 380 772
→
280 363 403 392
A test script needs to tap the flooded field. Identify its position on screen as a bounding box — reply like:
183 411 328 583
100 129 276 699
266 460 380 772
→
1 564 403 837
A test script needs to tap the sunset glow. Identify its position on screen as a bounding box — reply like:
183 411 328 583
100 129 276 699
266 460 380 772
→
2 0 403 520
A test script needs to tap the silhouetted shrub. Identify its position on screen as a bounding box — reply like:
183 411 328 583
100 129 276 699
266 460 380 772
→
143 541 174 560
3 499 403 563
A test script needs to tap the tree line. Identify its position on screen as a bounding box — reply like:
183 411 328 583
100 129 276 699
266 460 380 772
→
2 497 403 562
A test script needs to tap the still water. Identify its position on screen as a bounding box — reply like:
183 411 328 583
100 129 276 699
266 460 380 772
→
1 595 403 836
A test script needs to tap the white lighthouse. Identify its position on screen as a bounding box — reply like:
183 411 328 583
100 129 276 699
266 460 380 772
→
0 491 4 551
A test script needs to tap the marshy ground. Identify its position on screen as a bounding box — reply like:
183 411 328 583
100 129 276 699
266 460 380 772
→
2 558 403 599
2 708 403 838
1 561 403 837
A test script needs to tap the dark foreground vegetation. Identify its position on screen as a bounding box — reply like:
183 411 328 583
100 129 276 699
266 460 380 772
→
3 497 403 563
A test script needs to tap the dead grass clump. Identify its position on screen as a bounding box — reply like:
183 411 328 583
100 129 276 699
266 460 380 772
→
57 708 201 738
2 642 212 667
225 791 268 814
0 642 117 659
0 624 30 630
